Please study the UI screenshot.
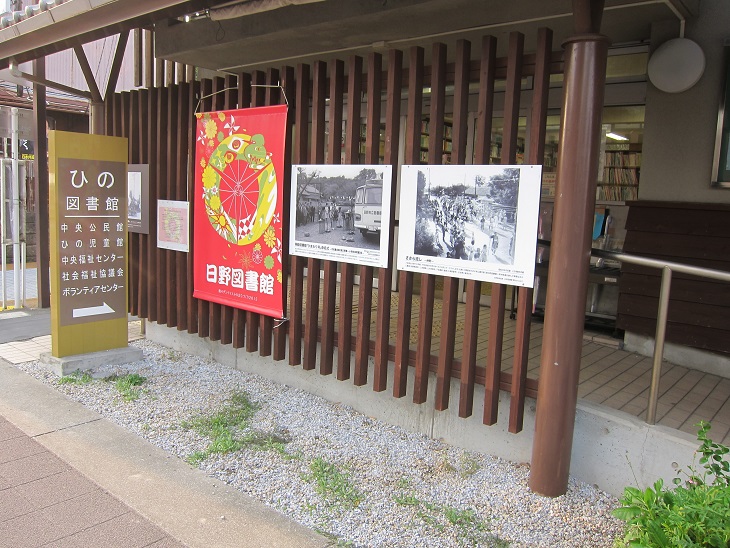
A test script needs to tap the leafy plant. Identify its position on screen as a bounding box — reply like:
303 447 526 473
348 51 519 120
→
182 390 258 464
112 373 147 401
303 458 362 510
674 421 730 488
613 422 730 547
58 370 93 385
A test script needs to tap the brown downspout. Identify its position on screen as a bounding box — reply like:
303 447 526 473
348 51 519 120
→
529 0 609 497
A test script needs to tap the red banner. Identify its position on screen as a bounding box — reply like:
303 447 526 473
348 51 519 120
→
193 105 287 318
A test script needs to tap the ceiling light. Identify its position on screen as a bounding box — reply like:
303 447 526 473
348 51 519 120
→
606 132 629 141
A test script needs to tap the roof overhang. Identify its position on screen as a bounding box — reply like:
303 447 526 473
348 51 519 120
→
0 0 697 74
0 0 230 70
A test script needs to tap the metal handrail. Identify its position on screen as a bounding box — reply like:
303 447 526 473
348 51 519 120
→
537 239 730 425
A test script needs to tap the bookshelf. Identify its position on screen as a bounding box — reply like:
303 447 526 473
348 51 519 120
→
597 144 641 201
420 117 452 164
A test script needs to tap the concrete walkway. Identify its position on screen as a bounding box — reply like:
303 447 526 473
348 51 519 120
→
0 310 326 548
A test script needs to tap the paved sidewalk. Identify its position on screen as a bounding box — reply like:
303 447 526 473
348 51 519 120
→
0 415 183 548
0 308 326 548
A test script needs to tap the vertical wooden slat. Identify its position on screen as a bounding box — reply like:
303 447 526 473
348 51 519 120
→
165 61 174 88
461 37 498 419
156 86 170 327
245 71 266 353
274 66 296 362
147 87 159 323
320 59 344 376
337 55 363 381
176 62 185 85
155 51 164 88
144 29 153 89
176 82 190 332
137 89 149 320
104 91 113 135
128 90 140 318
303 61 326 371
373 49 403 393
208 76 226 343
354 52 382 387
259 68 280 358
113 93 122 137
120 92 130 141
435 39 470 411
508 28 552 434
414 43 447 404
232 73 252 348
484 32 524 425
196 80 212 338
219 74 238 347
393 46 424 398
237 72 252 110
166 84 179 329
133 29 142 88
186 81 200 334
474 36 499 420
288 64 310 366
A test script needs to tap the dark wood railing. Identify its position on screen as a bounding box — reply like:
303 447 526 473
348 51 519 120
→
108 29 560 434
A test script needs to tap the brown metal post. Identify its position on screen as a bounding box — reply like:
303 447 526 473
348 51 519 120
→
529 4 609 497
32 57 50 308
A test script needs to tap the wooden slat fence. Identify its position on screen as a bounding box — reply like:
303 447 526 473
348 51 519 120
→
111 29 560 434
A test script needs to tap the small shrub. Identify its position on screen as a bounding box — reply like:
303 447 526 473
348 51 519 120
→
613 422 730 547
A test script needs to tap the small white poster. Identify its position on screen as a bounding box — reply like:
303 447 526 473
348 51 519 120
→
290 164 393 268
157 199 190 252
397 164 542 287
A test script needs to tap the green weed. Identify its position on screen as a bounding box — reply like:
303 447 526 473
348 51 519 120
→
314 527 354 547
112 373 147 401
182 390 295 464
58 370 93 385
392 488 501 547
303 457 362 510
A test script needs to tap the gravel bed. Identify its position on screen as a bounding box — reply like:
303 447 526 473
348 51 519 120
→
16 339 624 547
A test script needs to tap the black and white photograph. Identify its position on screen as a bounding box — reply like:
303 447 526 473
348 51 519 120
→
128 171 142 220
127 164 150 234
290 164 392 268
397 164 542 287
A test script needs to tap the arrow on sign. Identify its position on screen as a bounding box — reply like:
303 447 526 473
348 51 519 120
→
72 302 115 318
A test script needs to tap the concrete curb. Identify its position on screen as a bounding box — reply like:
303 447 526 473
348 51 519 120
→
0 358 327 548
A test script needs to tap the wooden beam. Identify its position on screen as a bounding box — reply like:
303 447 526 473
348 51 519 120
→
105 31 130 100
73 44 103 103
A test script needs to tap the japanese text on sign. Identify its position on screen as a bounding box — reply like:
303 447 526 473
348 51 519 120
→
56 158 127 326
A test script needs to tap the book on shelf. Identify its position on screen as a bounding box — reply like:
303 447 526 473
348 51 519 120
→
596 185 638 201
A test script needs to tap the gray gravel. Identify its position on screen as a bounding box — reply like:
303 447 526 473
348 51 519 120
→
16 339 624 547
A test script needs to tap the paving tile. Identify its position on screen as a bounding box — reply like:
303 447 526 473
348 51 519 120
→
0 419 24 442
0 487 35 522
0 436 47 464
0 452 68 488
0 510 64 547
0 491 131 547
40 490 129 534
46 512 168 548
13 469 99 509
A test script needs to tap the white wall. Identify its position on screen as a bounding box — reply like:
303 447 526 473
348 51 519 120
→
640 0 730 204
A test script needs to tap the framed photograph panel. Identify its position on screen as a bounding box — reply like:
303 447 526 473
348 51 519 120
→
397 164 542 287
289 164 393 268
